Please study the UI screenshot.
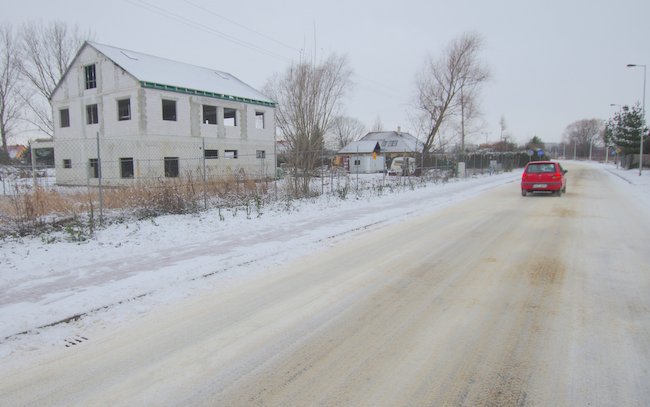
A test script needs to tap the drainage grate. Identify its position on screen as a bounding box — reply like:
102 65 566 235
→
64 335 89 347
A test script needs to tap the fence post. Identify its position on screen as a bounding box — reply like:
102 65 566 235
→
202 137 208 210
96 131 104 224
356 146 359 193
273 133 278 201
30 143 37 189
383 155 386 187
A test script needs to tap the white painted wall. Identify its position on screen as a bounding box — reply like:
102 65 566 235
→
349 155 386 174
51 44 276 186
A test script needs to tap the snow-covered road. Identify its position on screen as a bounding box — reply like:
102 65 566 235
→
1 162 650 405
0 171 517 347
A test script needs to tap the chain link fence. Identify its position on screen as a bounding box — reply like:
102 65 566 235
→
50 135 273 186
1 141 533 238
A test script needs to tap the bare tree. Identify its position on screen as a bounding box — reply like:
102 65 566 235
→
329 115 366 149
0 24 24 157
19 21 90 136
371 116 383 132
499 114 507 141
414 32 490 157
457 84 485 150
265 53 352 195
563 118 604 158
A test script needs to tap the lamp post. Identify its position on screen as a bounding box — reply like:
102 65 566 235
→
626 64 646 175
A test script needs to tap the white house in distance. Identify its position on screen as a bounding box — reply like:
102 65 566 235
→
359 130 423 161
336 130 422 173
337 140 384 173
50 41 276 185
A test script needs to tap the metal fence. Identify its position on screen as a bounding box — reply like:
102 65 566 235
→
1 142 538 237
1 147 534 196
50 135 274 186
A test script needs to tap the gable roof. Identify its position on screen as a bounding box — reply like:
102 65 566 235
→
55 41 275 107
338 140 381 154
360 131 423 153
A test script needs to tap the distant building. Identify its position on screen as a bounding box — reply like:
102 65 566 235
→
359 130 423 159
30 139 55 167
337 140 384 173
7 145 27 160
50 41 276 185
337 130 422 172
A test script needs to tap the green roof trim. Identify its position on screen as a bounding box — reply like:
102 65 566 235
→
140 81 276 107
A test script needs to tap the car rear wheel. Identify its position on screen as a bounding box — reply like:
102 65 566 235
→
521 189 527 197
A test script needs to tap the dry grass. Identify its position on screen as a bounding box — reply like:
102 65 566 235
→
0 174 272 238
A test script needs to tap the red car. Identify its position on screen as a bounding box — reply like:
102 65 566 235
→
521 161 567 196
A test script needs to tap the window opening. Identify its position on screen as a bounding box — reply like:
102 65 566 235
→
224 149 238 159
60 109 70 128
63 159 72 169
118 99 131 121
164 157 179 177
162 99 177 121
256 150 266 159
120 157 134 178
86 104 99 125
204 149 219 159
224 108 237 126
203 105 217 124
255 111 265 129
89 158 99 178
85 64 96 89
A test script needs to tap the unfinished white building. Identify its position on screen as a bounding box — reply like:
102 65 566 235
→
50 42 276 185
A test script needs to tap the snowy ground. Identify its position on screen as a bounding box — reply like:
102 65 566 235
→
1 161 648 361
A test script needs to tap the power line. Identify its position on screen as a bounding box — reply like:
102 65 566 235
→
182 0 300 53
124 0 293 62
123 0 414 128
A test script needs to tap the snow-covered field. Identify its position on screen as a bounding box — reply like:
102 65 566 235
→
1 162 648 361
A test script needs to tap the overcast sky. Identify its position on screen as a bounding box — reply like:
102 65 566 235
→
3 0 650 145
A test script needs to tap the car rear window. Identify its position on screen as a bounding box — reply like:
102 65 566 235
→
526 163 556 173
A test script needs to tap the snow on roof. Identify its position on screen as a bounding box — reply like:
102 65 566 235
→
338 140 381 154
88 42 274 106
360 131 423 153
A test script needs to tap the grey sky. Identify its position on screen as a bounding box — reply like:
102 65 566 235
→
3 0 649 145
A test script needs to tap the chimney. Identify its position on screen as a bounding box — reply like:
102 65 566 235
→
397 126 401 133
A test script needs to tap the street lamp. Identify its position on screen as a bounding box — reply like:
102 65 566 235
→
626 64 646 175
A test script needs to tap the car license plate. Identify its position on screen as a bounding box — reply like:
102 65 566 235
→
533 183 547 188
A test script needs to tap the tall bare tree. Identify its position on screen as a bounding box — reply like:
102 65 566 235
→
19 21 90 136
457 84 485 150
499 114 508 141
414 32 489 157
563 118 604 158
0 24 24 158
265 53 352 195
329 115 366 149
371 116 383 132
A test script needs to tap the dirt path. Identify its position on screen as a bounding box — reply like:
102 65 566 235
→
1 163 649 406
